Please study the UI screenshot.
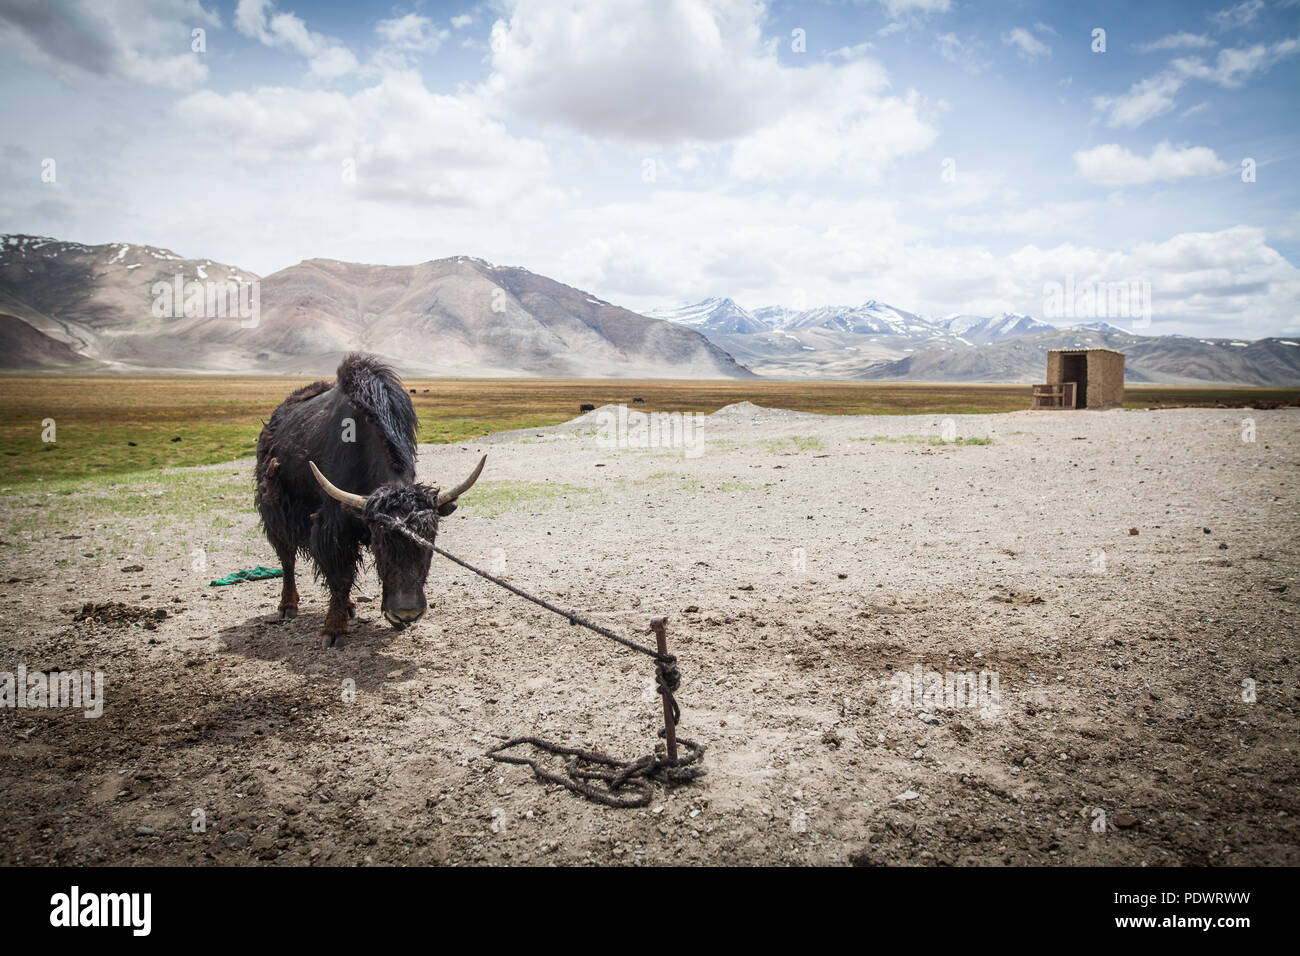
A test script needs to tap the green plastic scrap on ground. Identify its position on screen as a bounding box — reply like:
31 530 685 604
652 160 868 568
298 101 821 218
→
209 566 284 587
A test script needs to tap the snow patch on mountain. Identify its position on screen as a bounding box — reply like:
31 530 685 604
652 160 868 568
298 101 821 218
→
934 312 1054 344
653 297 1054 345
647 297 767 334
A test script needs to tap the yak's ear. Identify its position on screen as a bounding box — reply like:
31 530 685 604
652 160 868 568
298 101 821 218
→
436 501 458 517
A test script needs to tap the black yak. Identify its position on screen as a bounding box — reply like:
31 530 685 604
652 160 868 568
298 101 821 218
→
255 354 484 647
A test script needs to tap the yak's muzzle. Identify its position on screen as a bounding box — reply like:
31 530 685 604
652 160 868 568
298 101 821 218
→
384 605 426 629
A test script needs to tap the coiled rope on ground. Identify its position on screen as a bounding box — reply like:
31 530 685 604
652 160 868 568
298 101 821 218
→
374 513 707 806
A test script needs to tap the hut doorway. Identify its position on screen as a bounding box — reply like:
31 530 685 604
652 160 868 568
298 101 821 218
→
1061 353 1087 408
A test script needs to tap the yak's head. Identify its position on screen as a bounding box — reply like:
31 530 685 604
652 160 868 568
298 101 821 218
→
309 455 485 629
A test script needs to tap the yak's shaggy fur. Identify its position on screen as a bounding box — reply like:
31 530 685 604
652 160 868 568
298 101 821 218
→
255 353 443 646
364 483 441 540
336 354 418 474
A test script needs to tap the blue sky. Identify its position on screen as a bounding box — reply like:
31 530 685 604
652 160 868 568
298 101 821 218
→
1 0 1298 337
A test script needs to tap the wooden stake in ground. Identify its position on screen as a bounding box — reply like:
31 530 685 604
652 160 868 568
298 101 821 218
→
649 616 678 762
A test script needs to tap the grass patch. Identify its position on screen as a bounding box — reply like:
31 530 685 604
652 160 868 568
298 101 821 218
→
1123 386 1300 410
0 464 263 560
763 435 825 454
855 434 992 446
455 480 597 518
2 374 1295 484
643 470 758 494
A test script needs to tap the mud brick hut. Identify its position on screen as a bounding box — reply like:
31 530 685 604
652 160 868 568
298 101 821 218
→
1031 348 1125 410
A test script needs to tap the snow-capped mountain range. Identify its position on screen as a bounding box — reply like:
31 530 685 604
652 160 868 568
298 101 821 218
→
646 296 1300 384
649 296 1056 343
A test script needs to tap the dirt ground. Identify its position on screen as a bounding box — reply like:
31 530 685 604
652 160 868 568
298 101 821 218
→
1 403 1297 866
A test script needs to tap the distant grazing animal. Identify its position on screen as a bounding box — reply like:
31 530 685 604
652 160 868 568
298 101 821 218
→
255 353 485 647
632 397 645 404
579 403 596 412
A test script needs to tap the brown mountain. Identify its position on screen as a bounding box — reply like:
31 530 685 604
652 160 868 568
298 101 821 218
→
0 235 259 371
0 236 753 378
0 312 99 368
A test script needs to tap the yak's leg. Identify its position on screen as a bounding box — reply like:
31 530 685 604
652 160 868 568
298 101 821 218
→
310 510 362 648
256 456 301 621
321 577 354 648
273 544 300 620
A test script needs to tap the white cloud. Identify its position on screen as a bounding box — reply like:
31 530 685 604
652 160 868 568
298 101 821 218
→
451 13 473 30
556 191 1299 337
1100 36 1300 125
551 209 1300 335
373 13 448 69
483 0 934 182
1093 71 1187 128
1007 226 1300 334
1139 32 1215 52
729 63 936 181
943 201 1098 237
919 169 1005 211
485 0 791 144
1172 37 1300 87
376 14 447 53
1074 142 1232 187
175 71 551 208
876 0 950 17
934 32 987 72
830 41 874 60
0 0 219 89
934 33 961 57
1003 27 1051 61
1210 1 1265 30
555 189 920 306
234 0 359 78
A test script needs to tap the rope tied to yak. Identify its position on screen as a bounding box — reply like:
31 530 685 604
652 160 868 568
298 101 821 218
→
373 512 706 806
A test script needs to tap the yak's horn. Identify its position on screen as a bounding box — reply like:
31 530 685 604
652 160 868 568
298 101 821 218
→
437 454 486 506
309 461 368 511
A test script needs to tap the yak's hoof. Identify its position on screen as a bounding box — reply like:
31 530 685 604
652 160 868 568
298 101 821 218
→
279 606 298 621
321 632 345 649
